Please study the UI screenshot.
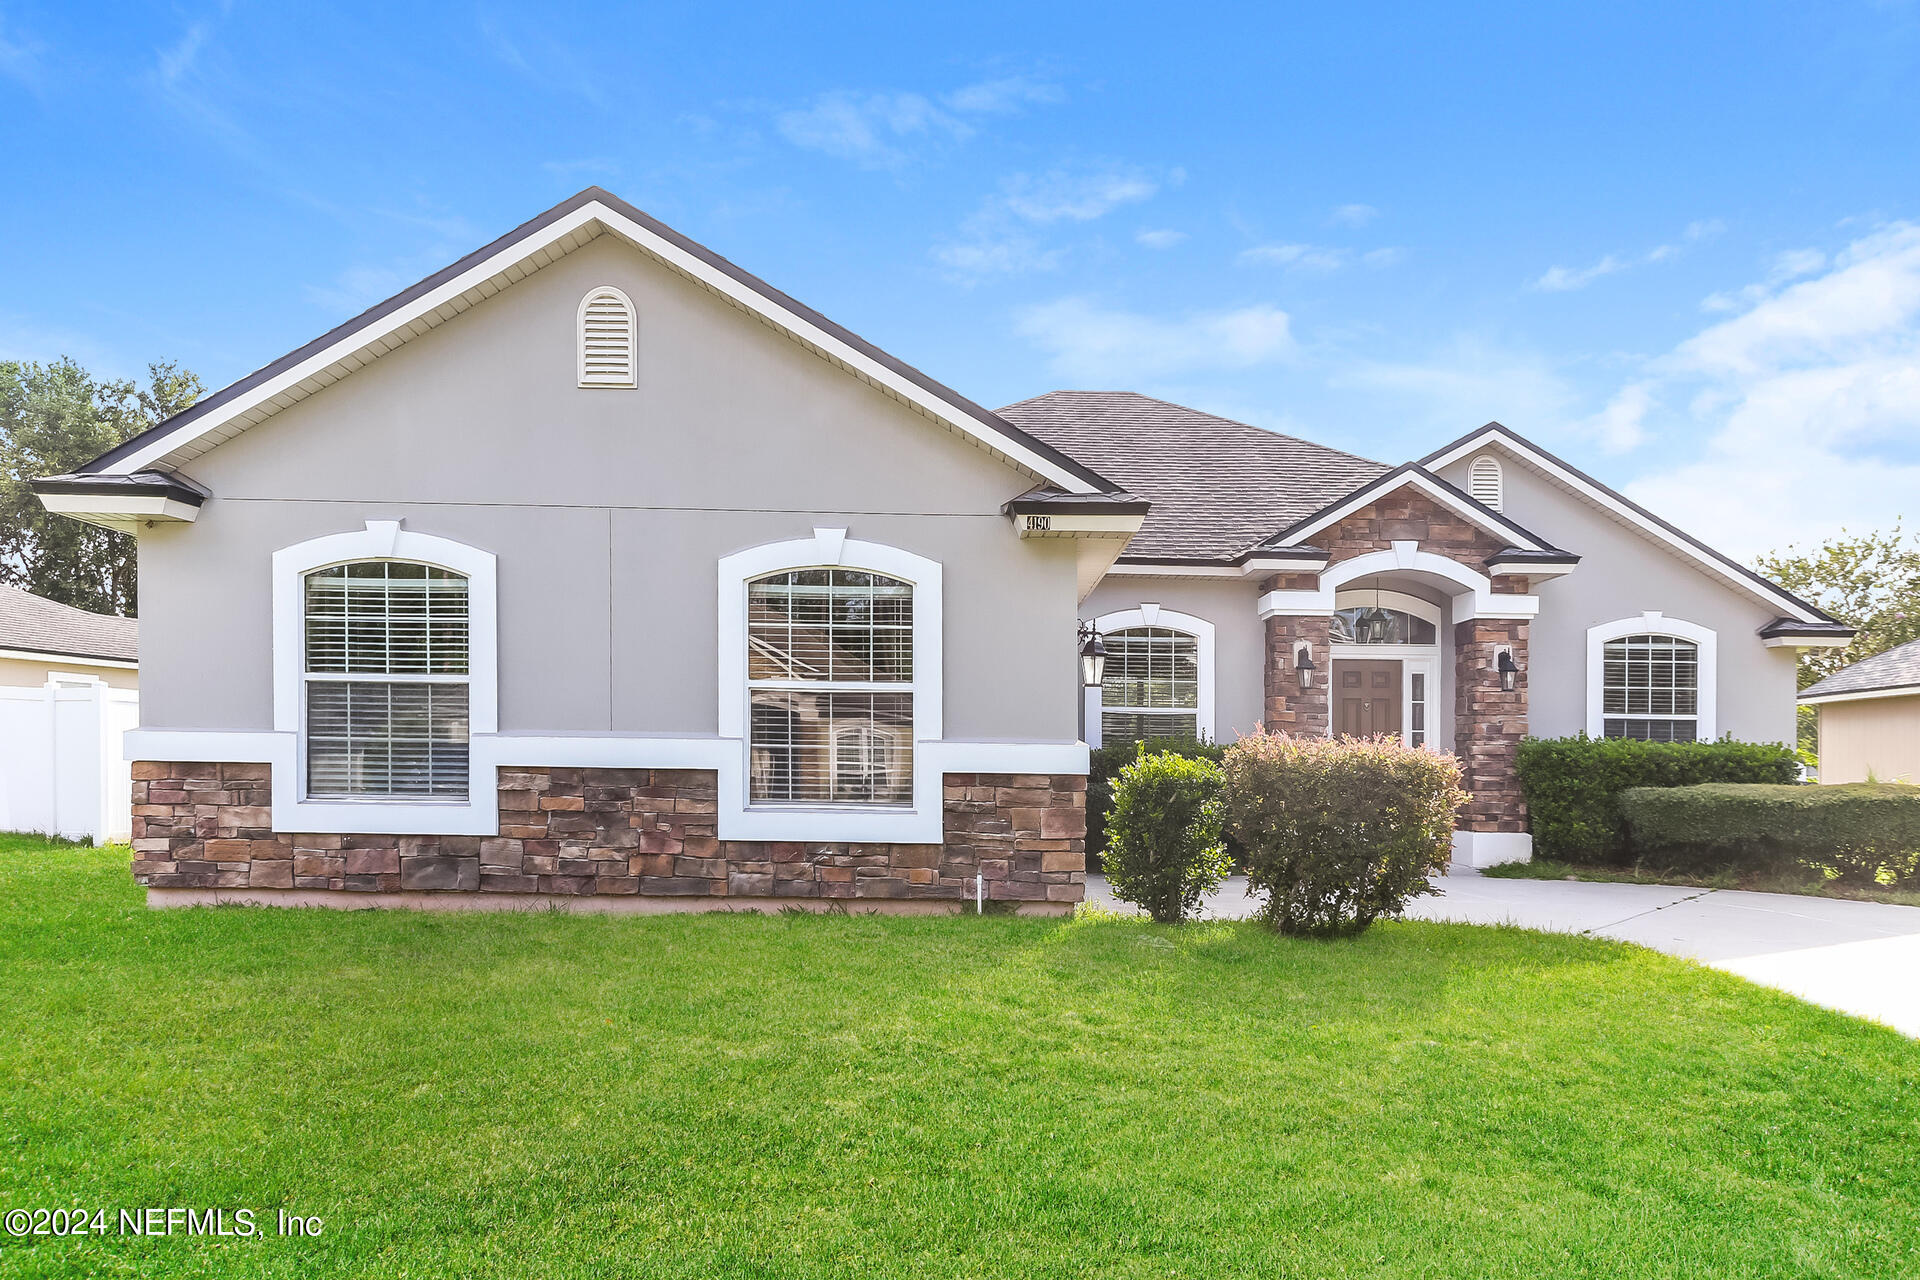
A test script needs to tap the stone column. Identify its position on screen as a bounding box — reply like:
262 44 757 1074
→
1452 617 1529 861
1263 613 1330 735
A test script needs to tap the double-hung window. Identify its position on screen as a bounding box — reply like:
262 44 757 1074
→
1602 633 1699 742
303 561 472 799
1100 626 1201 745
746 568 913 806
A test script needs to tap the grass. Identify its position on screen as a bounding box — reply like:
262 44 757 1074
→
1483 856 1920 907
1 837 1917 1278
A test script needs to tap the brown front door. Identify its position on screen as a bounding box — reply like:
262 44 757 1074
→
1335 660 1403 738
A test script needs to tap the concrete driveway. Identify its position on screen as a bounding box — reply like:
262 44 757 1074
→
1085 869 1920 1037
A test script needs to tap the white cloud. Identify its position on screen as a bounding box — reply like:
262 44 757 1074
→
1581 382 1656 452
775 74 1063 168
1016 298 1295 382
1533 254 1626 292
1535 220 1724 292
1606 221 1920 556
1330 203 1378 227
941 75 1063 114
999 167 1158 223
0 14 47 87
776 91 964 168
935 165 1164 280
1362 247 1406 269
1239 242 1350 271
1328 336 1576 436
1136 228 1187 249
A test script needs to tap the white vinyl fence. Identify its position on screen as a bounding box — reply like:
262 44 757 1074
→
0 680 140 843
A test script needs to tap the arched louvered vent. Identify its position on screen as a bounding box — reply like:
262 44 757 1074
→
577 286 636 388
1468 454 1504 512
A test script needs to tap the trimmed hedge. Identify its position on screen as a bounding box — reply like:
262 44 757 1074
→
1088 737 1226 868
1222 732 1467 938
1515 736 1800 863
1619 783 1920 886
1102 749 1231 923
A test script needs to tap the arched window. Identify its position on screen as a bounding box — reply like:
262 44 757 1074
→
577 285 636 387
1330 606 1437 645
1101 626 1201 744
746 568 914 806
1585 613 1717 741
1468 454 1504 511
1600 634 1699 742
302 560 471 797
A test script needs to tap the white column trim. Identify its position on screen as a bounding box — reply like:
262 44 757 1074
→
1584 611 1717 739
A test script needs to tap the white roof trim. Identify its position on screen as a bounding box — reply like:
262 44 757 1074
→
1800 685 1920 706
0 646 138 670
104 200 1099 494
1425 427 1827 624
1273 467 1547 552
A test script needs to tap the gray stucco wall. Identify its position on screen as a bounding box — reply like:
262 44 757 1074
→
138 235 1081 740
1434 447 1799 745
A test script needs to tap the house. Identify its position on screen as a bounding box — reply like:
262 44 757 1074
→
31 188 1850 908
0 584 140 842
1798 639 1920 783
0 582 138 688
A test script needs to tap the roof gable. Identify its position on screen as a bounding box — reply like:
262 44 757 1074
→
82 189 1113 495
1422 423 1836 625
1265 463 1564 555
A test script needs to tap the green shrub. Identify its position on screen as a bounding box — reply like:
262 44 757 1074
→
1515 736 1800 863
1620 783 1920 886
1102 748 1232 924
1088 736 1225 868
1221 733 1467 938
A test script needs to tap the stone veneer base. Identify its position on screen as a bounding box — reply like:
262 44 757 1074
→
146 887 1073 916
131 763 1087 910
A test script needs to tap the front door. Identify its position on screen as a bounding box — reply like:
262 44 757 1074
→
1336 660 1403 738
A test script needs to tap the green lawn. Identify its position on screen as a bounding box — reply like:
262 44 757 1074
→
1482 856 1920 907
2 838 1917 1278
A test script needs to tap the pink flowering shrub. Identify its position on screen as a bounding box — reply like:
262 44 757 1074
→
1221 732 1468 938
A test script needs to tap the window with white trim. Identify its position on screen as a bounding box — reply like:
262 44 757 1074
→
746 568 913 805
1602 633 1699 742
577 286 636 387
1101 626 1201 744
1468 454 1504 511
303 561 471 798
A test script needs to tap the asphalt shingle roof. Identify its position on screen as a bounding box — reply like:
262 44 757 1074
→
1800 637 1920 701
0 583 138 664
997 391 1388 560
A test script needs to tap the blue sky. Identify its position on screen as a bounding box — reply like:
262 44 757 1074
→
4 2 1920 557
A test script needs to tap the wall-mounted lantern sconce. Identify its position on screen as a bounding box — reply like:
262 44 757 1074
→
1496 647 1520 692
1295 644 1317 689
1078 623 1107 689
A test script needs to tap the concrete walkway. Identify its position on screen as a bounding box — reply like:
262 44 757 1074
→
1084 869 1920 1036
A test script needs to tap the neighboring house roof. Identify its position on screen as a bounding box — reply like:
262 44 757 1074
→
1799 638 1920 704
997 391 1389 561
0 583 138 664
57 188 1123 499
1420 422 1844 630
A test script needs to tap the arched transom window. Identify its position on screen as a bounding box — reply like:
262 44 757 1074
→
1330 606 1437 646
303 561 471 798
747 568 913 806
1101 626 1200 744
1602 633 1699 741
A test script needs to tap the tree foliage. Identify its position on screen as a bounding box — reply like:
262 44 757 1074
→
1757 526 1920 757
0 358 202 616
